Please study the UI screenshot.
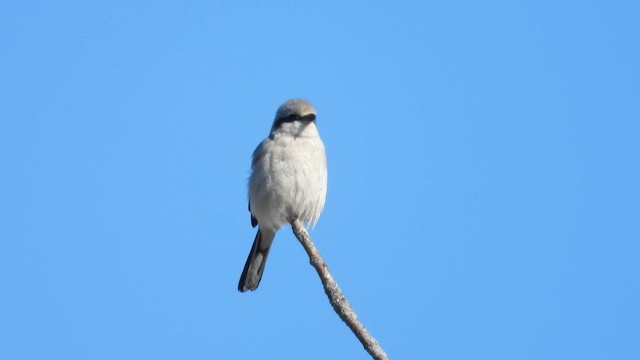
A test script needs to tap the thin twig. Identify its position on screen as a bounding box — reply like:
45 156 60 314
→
290 218 388 360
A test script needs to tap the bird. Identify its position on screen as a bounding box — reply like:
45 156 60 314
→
238 99 328 292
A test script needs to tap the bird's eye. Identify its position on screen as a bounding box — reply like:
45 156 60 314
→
287 114 301 121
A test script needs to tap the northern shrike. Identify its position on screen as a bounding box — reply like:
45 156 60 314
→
238 99 328 292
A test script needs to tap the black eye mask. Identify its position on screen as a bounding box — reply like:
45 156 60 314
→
274 113 316 127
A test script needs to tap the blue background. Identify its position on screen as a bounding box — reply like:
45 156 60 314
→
1 1 639 359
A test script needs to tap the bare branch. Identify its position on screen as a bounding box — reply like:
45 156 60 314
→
289 218 388 360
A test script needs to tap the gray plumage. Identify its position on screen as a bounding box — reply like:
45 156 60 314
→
238 99 328 292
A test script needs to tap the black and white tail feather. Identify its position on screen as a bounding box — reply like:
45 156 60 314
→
238 228 275 292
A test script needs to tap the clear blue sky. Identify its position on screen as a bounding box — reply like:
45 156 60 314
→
1 1 638 359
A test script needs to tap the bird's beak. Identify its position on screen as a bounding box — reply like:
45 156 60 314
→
301 114 316 123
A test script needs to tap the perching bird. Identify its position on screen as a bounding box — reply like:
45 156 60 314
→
238 99 328 292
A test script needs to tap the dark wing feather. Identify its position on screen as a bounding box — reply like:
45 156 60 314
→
249 202 258 227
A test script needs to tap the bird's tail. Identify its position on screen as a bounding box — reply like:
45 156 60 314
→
238 229 275 292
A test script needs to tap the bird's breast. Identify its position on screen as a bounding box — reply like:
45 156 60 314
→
250 135 327 229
